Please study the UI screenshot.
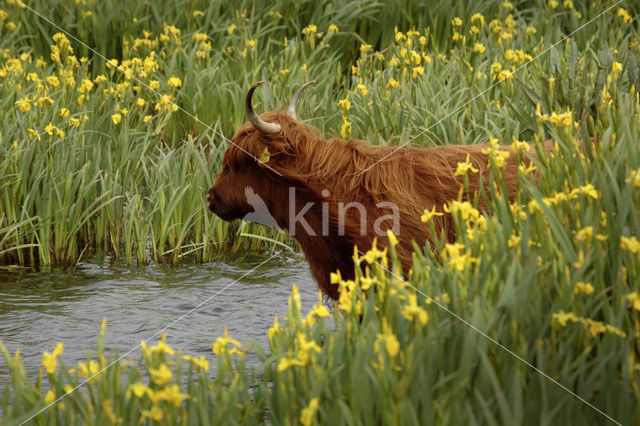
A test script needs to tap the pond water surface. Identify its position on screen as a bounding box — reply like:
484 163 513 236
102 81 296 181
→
0 251 321 382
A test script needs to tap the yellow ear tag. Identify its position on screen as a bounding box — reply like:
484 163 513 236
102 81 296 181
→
257 147 271 164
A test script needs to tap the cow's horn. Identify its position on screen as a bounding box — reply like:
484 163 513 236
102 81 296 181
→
245 81 281 134
287 80 316 120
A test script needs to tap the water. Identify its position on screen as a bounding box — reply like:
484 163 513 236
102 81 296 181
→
0 251 322 381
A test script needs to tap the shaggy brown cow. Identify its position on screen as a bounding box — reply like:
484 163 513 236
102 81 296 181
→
207 81 542 299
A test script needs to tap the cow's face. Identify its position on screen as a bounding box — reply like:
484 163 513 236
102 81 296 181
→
206 129 274 221
207 81 315 223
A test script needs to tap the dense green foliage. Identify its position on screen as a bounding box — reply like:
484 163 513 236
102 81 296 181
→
1 0 640 424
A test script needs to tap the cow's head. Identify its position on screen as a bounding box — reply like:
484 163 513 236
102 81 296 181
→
206 81 316 224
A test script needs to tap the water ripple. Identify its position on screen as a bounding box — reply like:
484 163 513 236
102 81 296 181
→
0 252 324 380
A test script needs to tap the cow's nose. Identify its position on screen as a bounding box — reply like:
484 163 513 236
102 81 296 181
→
206 189 218 212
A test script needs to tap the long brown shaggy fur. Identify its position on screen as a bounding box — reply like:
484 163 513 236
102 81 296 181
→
208 111 545 299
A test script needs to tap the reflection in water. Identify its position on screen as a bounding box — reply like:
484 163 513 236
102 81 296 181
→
0 251 323 379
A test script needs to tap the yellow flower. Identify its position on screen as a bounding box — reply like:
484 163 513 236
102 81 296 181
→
212 328 242 355
78 78 94 93
620 236 640 253
359 43 373 54
76 360 100 378
444 200 480 222
481 136 510 167
412 66 424 79
473 42 485 54
158 384 188 407
421 206 443 223
111 113 122 125
328 24 339 33
268 315 281 340
549 0 558 9
575 226 593 242
576 183 599 199
618 8 632 24
192 10 204 18
496 70 512 81
511 138 530 153
508 234 521 248
356 83 367 96
451 31 464 42
442 242 477 271
42 343 64 374
387 229 399 246
363 240 387 265
149 80 160 90
136 98 145 107
59 108 70 119
573 282 594 296
340 116 352 139
300 398 320 426
454 153 479 176
167 75 182 88
626 292 640 312
296 333 322 364
291 284 301 309
626 169 640 188
106 58 118 69
451 17 462 27
44 122 56 136
46 75 60 87
141 405 163 422
192 32 208 42
277 356 305 372
471 13 484 26
387 78 400 89
182 355 210 371
301 24 317 37
337 94 351 111
401 294 428 325
612 61 623 79
149 363 172 386
246 39 257 48
375 319 399 357
149 334 175 355
45 390 56 405
227 24 236 35
526 26 537 35
15 97 32 113
127 382 147 398
551 310 578 327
